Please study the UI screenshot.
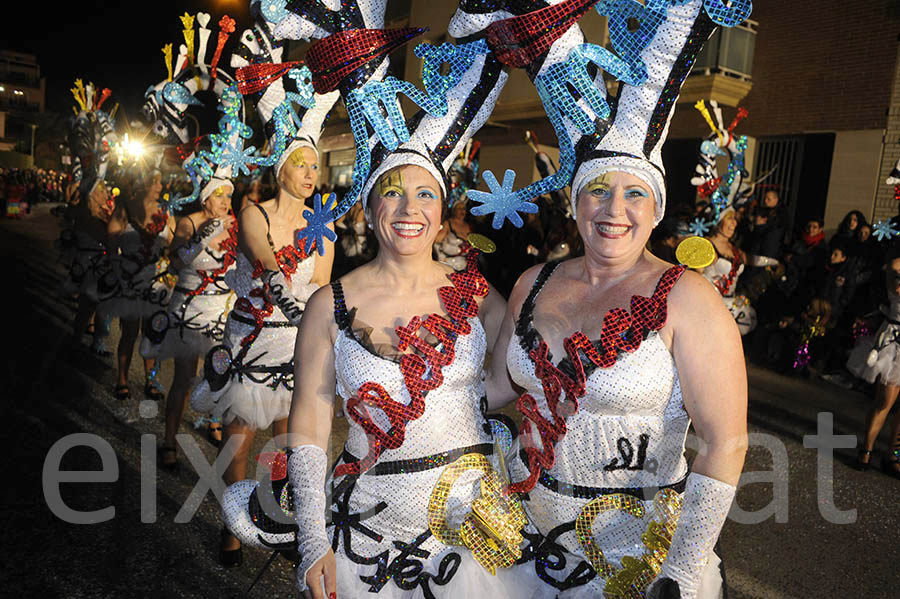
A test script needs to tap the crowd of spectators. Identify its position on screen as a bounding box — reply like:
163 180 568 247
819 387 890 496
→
0 166 69 217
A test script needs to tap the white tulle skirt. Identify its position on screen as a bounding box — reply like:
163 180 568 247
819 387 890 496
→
140 291 231 360
191 378 291 429
847 323 900 386
330 549 544 599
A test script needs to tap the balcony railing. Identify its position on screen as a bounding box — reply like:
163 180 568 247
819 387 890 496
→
691 19 757 81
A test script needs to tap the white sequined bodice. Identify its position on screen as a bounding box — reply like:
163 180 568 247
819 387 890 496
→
226 249 317 323
334 315 493 461
507 330 690 491
176 247 231 292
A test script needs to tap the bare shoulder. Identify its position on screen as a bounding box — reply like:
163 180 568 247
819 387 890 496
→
667 269 737 334
668 268 724 310
302 283 338 336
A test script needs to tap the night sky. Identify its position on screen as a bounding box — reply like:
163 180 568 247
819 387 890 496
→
5 0 254 120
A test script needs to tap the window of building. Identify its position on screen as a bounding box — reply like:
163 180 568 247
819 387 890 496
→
692 19 757 81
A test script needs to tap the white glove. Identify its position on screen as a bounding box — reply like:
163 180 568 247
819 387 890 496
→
262 269 306 325
176 218 224 265
651 473 736 599
287 445 330 594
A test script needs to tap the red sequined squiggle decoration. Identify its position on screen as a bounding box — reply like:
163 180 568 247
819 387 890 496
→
185 219 239 299
335 249 490 477
714 244 743 296
236 236 313 363
139 209 169 261
251 241 313 282
509 266 684 494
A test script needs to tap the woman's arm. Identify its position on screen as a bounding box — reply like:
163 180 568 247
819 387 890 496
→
287 285 337 448
670 270 748 482
286 285 338 599
484 265 542 410
106 206 127 253
652 270 747 598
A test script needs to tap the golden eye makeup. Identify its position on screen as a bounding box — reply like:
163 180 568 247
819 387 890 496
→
376 170 405 197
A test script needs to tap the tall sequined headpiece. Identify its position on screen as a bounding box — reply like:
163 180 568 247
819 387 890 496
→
68 79 118 197
254 0 511 251
464 0 752 228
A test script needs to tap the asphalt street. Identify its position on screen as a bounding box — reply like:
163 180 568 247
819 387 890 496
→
3 204 899 599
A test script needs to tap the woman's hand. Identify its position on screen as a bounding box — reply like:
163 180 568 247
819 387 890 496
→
301 548 336 599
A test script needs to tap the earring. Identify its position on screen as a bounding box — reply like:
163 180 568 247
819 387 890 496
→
439 224 444 230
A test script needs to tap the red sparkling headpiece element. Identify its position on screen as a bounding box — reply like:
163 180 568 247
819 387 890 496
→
487 0 600 68
236 62 302 95
306 27 428 94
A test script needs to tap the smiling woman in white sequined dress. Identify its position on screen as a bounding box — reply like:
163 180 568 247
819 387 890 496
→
286 163 525 599
487 169 748 599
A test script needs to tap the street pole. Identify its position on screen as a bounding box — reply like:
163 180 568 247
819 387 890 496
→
29 123 37 157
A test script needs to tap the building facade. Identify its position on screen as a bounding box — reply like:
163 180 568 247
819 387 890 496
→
0 49 46 157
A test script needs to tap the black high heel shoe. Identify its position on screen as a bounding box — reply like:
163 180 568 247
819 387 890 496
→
882 449 900 480
855 449 873 472
219 529 242 568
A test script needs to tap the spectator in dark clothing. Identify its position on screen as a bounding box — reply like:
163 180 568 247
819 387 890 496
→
778 218 828 303
831 210 868 256
815 241 860 320
744 190 787 261
740 190 787 302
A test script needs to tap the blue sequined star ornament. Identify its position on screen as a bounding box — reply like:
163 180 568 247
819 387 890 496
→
297 192 338 255
873 220 899 242
469 170 539 229
688 217 713 237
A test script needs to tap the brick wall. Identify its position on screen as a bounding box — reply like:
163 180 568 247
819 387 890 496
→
874 44 900 223
668 0 900 140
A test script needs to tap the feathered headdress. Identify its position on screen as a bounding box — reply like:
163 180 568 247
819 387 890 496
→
463 0 753 228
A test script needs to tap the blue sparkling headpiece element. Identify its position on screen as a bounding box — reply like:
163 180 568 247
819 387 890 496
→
471 0 752 229
169 84 266 211
334 39 490 220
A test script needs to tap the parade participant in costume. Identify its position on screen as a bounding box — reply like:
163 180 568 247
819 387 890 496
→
61 80 117 353
142 86 254 467
103 167 175 401
847 169 900 478
190 19 339 560
688 100 761 335
473 2 751 597
219 3 534 597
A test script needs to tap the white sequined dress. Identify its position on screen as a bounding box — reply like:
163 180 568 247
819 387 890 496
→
847 296 900 385
102 214 173 318
701 245 754 335
506 262 722 598
141 222 237 360
322 260 539 599
191 207 318 429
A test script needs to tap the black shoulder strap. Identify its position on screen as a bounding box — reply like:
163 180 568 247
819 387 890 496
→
515 261 561 337
330 280 350 329
254 203 271 230
254 203 275 249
